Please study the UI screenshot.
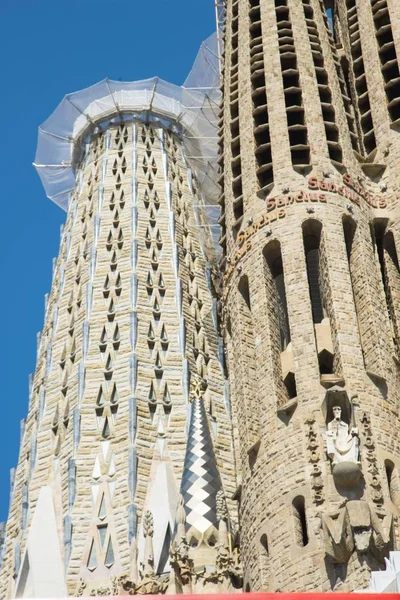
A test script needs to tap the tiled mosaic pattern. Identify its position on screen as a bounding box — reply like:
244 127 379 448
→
181 397 222 533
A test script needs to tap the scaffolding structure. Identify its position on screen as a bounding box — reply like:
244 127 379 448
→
215 0 226 73
34 34 222 257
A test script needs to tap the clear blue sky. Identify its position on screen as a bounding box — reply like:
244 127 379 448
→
0 0 215 522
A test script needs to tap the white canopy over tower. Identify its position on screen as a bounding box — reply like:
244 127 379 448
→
34 35 222 258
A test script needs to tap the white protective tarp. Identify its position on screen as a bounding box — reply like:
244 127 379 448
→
34 34 221 257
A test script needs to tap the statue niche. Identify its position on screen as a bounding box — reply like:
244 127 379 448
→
323 388 360 488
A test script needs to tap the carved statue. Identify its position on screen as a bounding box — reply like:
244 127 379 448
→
326 406 359 466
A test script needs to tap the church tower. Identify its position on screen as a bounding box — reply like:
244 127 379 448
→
0 62 241 596
219 0 400 592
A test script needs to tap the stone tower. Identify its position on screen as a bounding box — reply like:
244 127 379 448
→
219 0 400 592
0 68 241 596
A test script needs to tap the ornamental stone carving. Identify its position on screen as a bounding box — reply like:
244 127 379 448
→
75 577 119 597
321 500 392 564
360 412 385 507
305 414 324 505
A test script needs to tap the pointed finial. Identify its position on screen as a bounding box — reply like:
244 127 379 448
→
142 510 155 576
190 375 206 402
143 510 154 538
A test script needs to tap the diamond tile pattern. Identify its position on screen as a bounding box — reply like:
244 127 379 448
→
181 397 222 533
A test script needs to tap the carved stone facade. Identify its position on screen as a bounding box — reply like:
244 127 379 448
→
3 0 400 595
0 77 240 596
219 0 400 592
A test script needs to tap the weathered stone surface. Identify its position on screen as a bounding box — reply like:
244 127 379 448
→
0 121 238 597
219 0 400 592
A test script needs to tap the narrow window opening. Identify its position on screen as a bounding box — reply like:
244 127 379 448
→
239 275 251 311
248 440 260 471
303 220 336 378
373 222 387 292
292 495 309 547
386 459 394 492
260 533 269 555
238 276 259 448
318 349 334 374
284 372 297 399
326 7 334 34
265 243 291 350
372 221 400 352
303 221 325 324
264 241 297 404
272 257 291 351
343 216 367 368
306 247 323 322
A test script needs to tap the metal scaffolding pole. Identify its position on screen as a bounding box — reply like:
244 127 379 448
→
214 0 226 74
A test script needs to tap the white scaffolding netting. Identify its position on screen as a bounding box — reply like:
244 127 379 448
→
34 34 222 258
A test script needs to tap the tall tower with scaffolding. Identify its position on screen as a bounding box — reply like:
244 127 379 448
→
0 39 242 598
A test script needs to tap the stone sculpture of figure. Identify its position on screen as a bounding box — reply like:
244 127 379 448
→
326 406 359 466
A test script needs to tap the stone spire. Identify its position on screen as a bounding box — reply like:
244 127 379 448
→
180 378 223 544
168 377 240 593
0 74 238 597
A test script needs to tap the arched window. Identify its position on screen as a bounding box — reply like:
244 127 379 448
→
292 495 309 547
372 222 400 354
343 216 360 317
383 231 400 353
237 276 259 448
238 275 251 312
302 220 324 324
264 242 291 351
302 220 338 377
264 241 297 402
